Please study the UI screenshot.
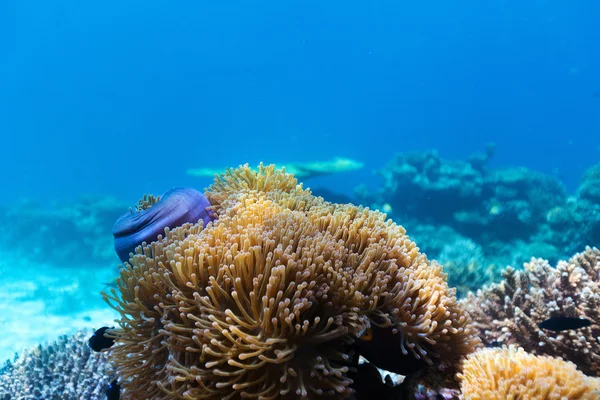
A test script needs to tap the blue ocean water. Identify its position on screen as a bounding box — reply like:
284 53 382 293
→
1 1 600 397
1 1 599 203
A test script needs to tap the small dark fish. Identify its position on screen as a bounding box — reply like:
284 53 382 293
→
106 379 120 400
88 327 115 352
539 316 591 331
486 340 503 348
354 325 427 375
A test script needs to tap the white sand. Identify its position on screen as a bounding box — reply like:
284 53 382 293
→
0 253 120 363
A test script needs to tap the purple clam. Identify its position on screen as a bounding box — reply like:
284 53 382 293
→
113 187 216 263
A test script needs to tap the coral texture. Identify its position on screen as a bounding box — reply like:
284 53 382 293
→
0 330 112 400
354 148 600 280
458 346 600 400
103 163 479 399
360 147 566 238
461 247 600 376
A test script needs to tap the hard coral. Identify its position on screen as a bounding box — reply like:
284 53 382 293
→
103 164 479 399
458 346 600 400
435 238 499 297
0 330 112 400
461 247 600 376
358 148 570 263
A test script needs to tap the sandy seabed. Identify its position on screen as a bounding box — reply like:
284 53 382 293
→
0 252 119 362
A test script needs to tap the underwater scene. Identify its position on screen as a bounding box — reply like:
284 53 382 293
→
1 1 600 399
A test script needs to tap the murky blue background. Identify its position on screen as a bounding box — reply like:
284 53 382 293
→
1 1 599 203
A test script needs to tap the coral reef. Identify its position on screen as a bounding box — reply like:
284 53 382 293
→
403 224 501 297
457 346 600 399
103 164 479 399
578 163 600 204
366 147 567 243
460 247 600 376
0 330 112 400
356 148 600 294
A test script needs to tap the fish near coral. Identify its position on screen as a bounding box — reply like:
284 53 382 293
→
351 361 403 400
538 316 591 331
106 379 120 400
354 326 428 375
112 187 216 263
88 326 116 352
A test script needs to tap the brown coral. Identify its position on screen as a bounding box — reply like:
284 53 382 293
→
103 164 479 399
458 346 600 400
461 247 600 376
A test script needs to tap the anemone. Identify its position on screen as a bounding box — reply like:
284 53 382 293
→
103 164 479 399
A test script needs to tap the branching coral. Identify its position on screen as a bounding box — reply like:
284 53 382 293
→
103 163 479 399
0 330 112 400
460 247 600 376
458 346 600 400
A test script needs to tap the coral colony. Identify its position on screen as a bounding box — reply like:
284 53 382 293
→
1 161 600 399
356 147 600 296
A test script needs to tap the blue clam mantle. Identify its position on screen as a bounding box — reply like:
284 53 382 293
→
112 187 216 263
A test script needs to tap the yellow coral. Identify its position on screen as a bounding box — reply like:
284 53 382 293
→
458 346 600 400
205 163 305 211
104 165 479 399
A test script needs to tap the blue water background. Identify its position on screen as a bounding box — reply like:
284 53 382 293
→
1 1 599 204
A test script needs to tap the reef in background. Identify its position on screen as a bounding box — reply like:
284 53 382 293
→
355 146 600 295
0 196 123 362
2 149 597 299
0 158 364 270
0 195 125 267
